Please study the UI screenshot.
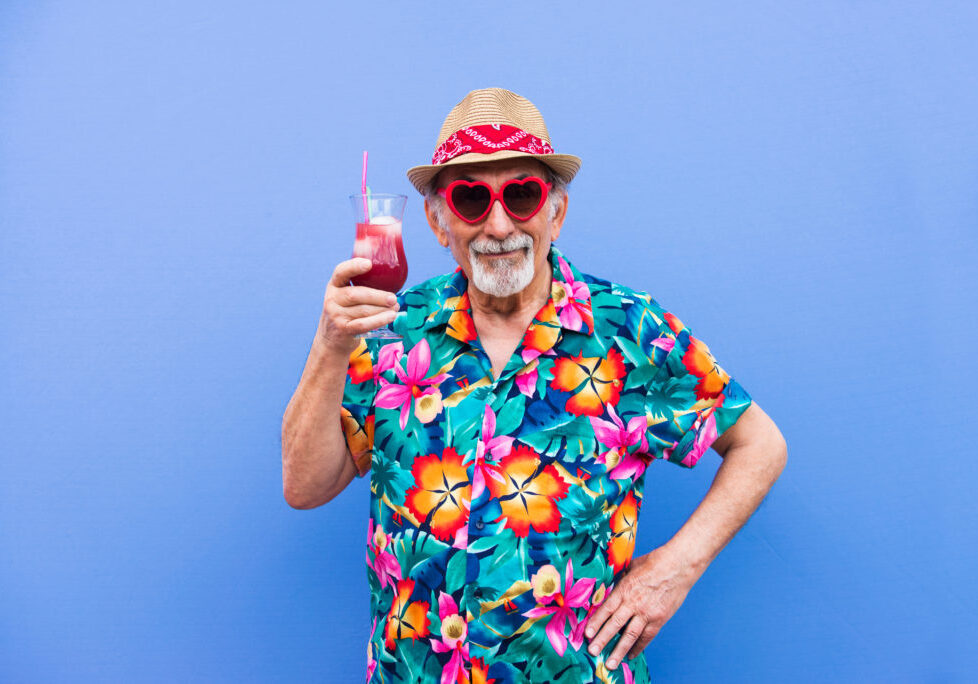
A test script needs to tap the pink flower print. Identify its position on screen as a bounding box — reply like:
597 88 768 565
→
465 405 512 500
573 582 607 653
451 524 468 550
651 335 675 354
429 592 469 684
375 341 404 375
553 256 592 332
681 398 723 467
589 405 651 480
365 518 401 591
365 617 378 682
523 560 596 656
515 351 539 398
664 395 725 467
621 662 635 684
662 441 678 462
375 339 449 429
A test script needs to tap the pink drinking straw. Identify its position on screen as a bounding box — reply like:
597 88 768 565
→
361 150 370 221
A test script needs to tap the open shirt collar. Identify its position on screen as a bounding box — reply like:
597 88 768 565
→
421 246 595 348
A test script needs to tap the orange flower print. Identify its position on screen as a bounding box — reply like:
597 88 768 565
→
682 335 730 401
340 410 373 475
549 349 626 416
523 300 561 353
384 579 431 651
664 311 684 335
607 492 640 574
470 657 497 684
447 292 477 343
486 446 570 537
404 448 471 543
348 338 373 384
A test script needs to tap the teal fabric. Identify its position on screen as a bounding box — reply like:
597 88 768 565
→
341 247 752 683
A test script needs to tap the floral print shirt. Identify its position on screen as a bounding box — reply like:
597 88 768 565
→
340 247 752 683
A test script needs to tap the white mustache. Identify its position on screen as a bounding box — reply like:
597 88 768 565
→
471 235 533 255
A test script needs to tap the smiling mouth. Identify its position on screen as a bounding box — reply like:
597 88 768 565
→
476 247 528 258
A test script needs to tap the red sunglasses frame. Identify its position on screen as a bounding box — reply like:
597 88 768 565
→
437 176 553 224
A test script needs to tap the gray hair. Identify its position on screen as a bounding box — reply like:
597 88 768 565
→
425 165 568 231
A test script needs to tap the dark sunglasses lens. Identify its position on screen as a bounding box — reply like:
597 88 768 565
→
450 184 491 220
503 180 544 218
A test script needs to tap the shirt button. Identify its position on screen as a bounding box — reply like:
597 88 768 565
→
475 519 485 530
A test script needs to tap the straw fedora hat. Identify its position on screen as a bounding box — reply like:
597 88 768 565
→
406 88 582 194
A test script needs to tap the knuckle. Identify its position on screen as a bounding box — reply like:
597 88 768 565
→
347 289 369 306
648 609 667 624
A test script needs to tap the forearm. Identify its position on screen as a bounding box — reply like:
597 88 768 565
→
661 431 787 578
281 334 357 508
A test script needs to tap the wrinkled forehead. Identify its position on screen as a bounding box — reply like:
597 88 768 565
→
434 158 550 187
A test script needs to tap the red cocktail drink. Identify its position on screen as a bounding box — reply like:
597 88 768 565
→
348 192 407 339
351 219 407 292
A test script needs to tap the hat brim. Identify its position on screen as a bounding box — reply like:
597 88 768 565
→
406 150 581 195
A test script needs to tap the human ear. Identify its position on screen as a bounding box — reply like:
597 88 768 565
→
550 192 569 241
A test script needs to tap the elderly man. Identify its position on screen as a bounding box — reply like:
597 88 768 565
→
282 88 786 683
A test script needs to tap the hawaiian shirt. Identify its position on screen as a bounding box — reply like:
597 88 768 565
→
340 246 752 684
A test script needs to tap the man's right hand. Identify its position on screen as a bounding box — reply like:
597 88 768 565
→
317 258 399 354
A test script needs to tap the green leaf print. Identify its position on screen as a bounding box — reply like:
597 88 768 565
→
494 394 527 435
613 335 649 368
370 452 413 505
645 378 687 421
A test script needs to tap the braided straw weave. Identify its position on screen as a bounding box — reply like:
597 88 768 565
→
406 88 581 194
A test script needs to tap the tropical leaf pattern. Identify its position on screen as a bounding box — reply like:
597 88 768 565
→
341 247 751 683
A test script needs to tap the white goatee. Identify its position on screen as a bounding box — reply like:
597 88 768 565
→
468 234 535 297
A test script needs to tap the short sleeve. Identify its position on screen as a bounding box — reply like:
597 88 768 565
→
644 316 752 468
340 338 378 477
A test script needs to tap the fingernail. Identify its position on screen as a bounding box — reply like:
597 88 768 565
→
586 628 594 639
588 646 598 656
607 660 617 670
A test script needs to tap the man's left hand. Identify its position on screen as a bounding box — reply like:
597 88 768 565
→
584 545 699 670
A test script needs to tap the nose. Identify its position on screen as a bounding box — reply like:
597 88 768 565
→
481 197 516 240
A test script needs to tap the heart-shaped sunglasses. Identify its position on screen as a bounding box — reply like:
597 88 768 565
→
437 176 552 224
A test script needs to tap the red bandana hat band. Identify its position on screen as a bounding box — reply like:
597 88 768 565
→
431 124 555 165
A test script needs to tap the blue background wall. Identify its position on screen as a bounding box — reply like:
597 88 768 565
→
2 2 976 681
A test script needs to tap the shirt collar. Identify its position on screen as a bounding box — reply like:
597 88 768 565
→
422 246 594 343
